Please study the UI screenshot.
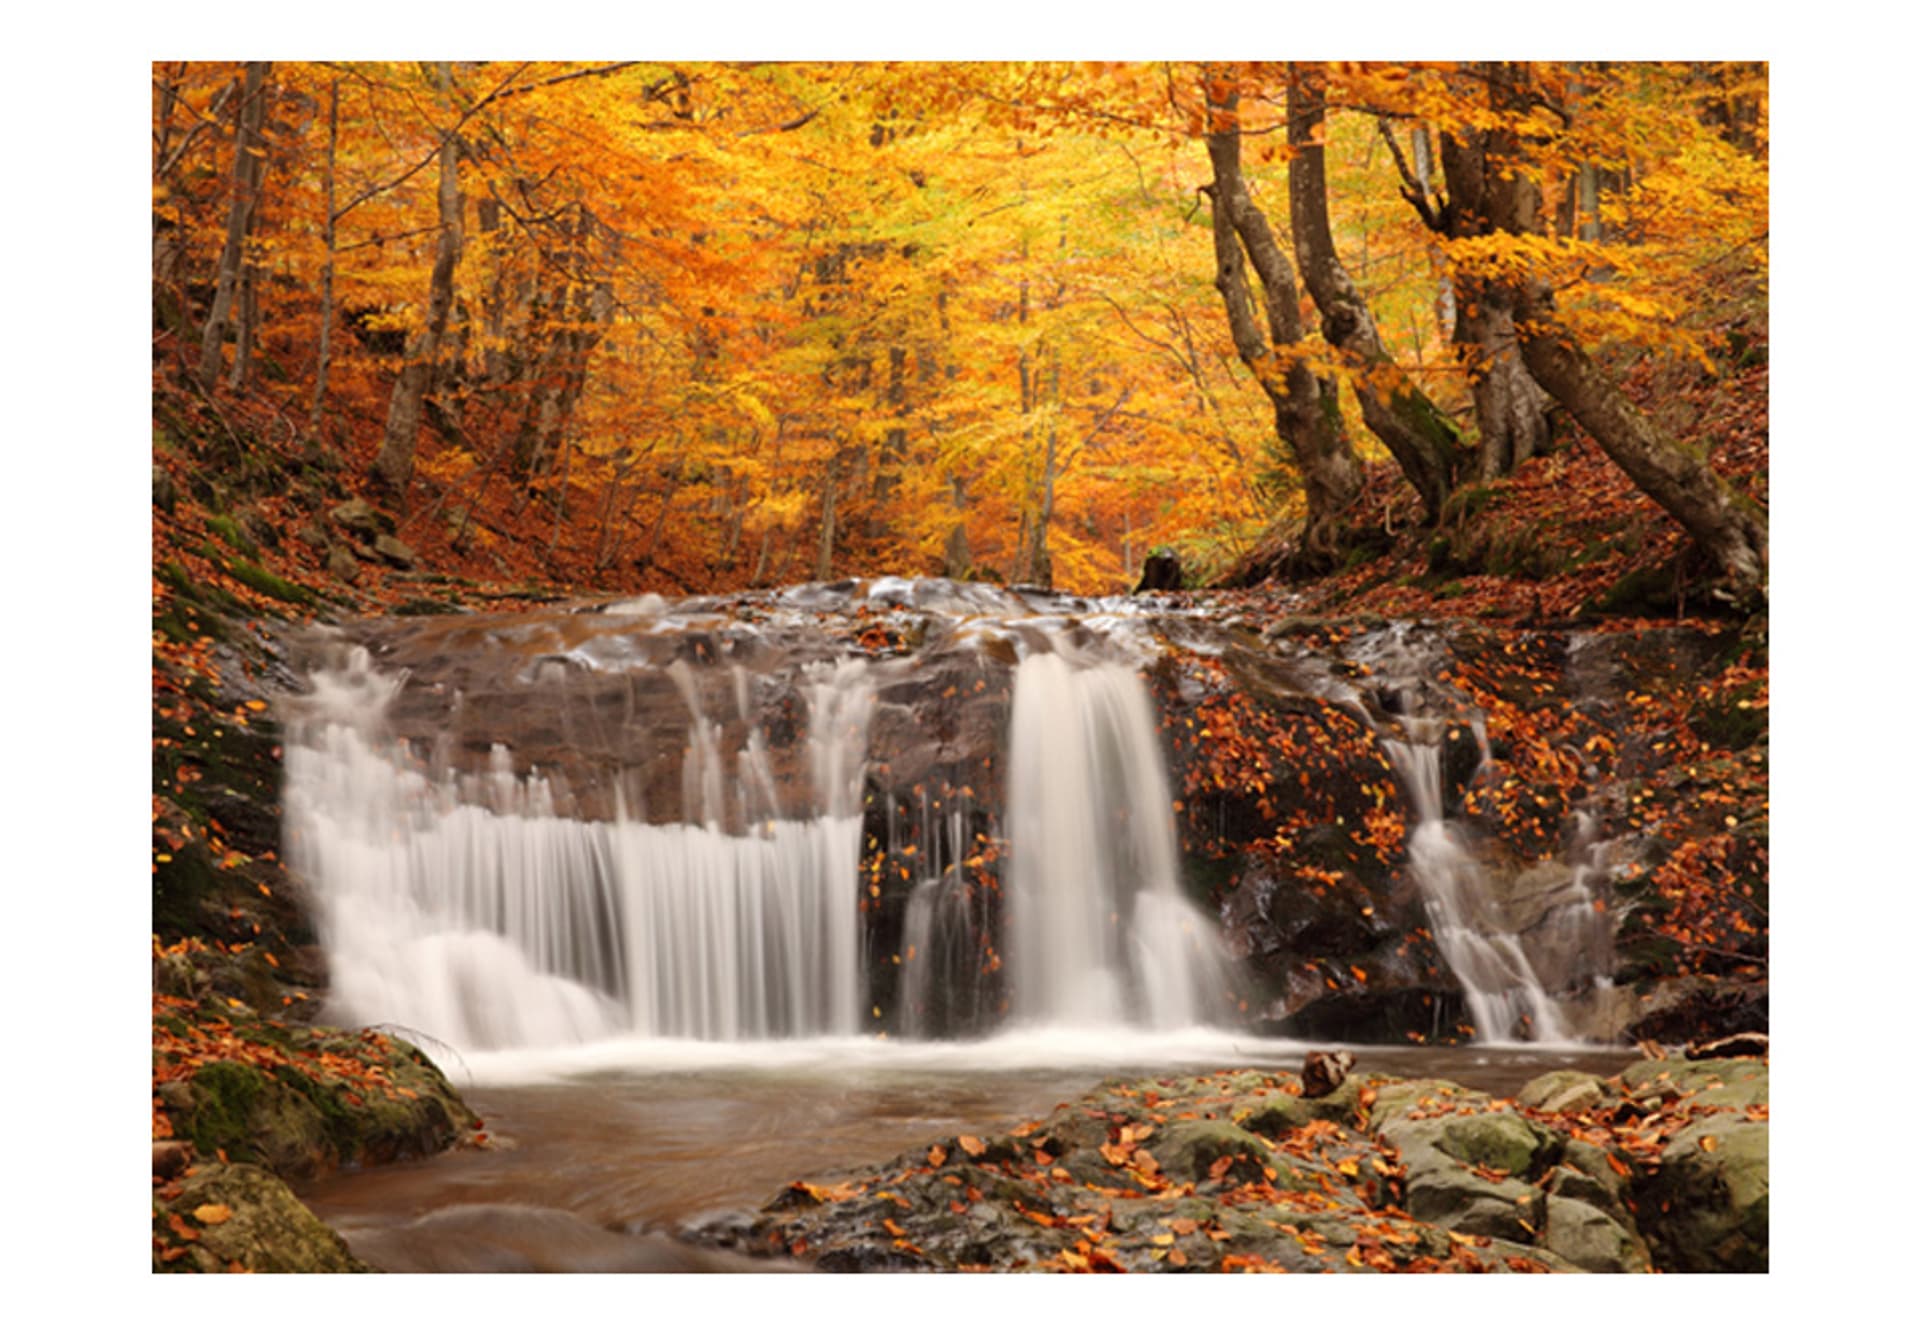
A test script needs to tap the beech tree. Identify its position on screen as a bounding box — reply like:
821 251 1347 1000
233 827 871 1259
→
370 62 462 495
1203 74 1363 569
197 61 271 391
1285 62 1461 520
1476 62 1767 598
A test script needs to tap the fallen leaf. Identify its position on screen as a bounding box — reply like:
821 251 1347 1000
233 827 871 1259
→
192 1203 233 1225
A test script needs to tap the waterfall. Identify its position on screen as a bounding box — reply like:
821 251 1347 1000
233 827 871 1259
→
285 646 871 1050
279 581 1613 1059
1004 650 1233 1029
1383 726 1609 1043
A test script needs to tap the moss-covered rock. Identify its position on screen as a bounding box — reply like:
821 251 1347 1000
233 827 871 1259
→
155 1009 475 1181
155 1163 370 1273
1517 1068 1610 1115
1639 1113 1768 1271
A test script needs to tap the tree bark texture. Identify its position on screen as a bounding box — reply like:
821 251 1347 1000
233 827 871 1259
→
372 62 463 496
309 77 340 433
1286 63 1459 521
197 61 270 390
1205 84 1362 569
1431 121 1554 481
1483 63 1766 596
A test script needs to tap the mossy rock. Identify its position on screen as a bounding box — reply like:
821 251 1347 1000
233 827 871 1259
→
1238 1079 1364 1138
1688 681 1767 750
1638 1113 1768 1272
1616 1057 1768 1111
156 1163 370 1273
1149 1119 1283 1186
225 558 318 608
158 1029 473 1180
1517 1069 1610 1115
1437 1110 1548 1176
205 513 261 559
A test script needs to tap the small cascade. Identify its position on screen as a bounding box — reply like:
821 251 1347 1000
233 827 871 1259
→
1004 649 1234 1028
285 645 872 1050
1383 724 1610 1043
894 796 988 1038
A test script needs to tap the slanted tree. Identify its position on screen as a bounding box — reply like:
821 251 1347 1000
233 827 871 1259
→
1479 62 1766 599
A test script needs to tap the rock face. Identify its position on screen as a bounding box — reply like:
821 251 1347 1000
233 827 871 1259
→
687 1057 1768 1273
278 586 1762 1048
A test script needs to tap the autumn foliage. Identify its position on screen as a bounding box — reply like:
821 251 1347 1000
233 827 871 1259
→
154 60 1765 597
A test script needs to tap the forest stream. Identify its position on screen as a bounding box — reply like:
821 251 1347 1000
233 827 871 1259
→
296 1044 1639 1273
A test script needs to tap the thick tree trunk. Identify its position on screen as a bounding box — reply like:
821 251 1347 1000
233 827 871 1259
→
1205 84 1362 569
371 63 463 497
309 77 340 433
1484 63 1766 597
1459 300 1552 481
197 61 270 390
1434 122 1553 481
1287 64 1459 521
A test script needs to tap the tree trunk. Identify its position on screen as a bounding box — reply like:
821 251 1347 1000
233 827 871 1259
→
1204 81 1362 569
942 476 973 579
1286 63 1459 522
1435 121 1554 481
371 62 463 497
309 76 340 434
1483 63 1766 597
197 61 270 390
815 454 840 581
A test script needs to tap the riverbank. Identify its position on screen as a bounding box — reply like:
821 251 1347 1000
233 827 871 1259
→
688 1051 1767 1273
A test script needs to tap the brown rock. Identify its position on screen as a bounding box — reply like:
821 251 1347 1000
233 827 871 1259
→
1301 1049 1355 1098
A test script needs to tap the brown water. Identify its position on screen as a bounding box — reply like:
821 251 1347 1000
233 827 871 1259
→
297 1044 1637 1273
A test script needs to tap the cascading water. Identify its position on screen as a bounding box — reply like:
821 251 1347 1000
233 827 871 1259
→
1383 728 1575 1042
284 641 873 1050
281 583 1241 1056
1004 646 1234 1030
1357 623 1614 1043
280 581 1614 1062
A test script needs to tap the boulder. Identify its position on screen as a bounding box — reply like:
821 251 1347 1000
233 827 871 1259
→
1639 1113 1768 1272
374 533 418 569
1540 1194 1652 1273
1517 1068 1609 1115
156 1163 370 1273
329 498 391 537
327 545 361 585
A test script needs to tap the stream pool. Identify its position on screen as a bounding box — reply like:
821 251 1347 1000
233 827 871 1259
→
295 1032 1638 1272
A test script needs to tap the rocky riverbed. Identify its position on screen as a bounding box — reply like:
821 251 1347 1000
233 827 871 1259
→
688 1052 1767 1273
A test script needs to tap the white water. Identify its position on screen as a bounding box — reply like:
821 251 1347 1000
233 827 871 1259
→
282 584 1606 1063
1384 729 1606 1043
285 647 871 1051
1004 650 1234 1029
